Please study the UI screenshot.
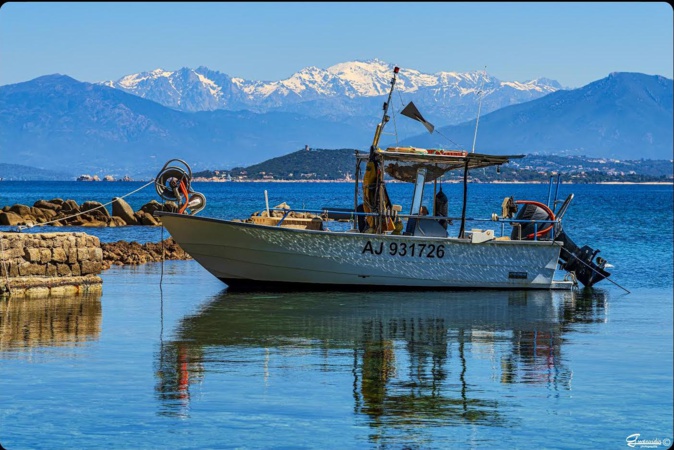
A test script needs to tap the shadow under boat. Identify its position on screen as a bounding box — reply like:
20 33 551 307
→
155 288 608 427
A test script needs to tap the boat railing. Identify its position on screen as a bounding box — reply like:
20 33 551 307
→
266 207 560 241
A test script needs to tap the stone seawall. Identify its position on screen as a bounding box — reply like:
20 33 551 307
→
0 232 103 298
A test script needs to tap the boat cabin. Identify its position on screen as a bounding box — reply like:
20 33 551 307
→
354 146 524 239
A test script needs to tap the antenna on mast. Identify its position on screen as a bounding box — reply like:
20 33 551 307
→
471 66 487 154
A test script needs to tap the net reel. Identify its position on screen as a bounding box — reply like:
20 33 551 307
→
154 159 206 215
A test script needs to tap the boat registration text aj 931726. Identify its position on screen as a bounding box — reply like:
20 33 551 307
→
362 241 446 258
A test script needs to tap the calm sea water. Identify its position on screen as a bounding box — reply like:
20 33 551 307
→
1 181 672 449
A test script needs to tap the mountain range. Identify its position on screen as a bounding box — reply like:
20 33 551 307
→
100 59 561 126
403 72 673 160
0 60 671 178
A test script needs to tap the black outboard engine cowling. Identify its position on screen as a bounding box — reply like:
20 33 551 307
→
556 228 611 287
510 203 553 240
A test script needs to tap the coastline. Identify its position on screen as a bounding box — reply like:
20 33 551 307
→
192 179 674 185
594 181 674 185
3 179 671 187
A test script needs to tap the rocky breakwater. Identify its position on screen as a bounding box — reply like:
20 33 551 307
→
101 238 192 270
0 232 103 298
1 198 194 298
0 198 177 228
0 233 192 298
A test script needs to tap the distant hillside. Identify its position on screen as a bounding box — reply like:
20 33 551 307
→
201 148 673 183
229 148 358 180
0 163 73 181
0 75 372 177
397 72 673 160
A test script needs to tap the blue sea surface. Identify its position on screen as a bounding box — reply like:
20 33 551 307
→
0 181 672 449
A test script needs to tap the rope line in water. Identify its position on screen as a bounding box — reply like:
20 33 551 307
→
160 217 165 292
159 207 165 344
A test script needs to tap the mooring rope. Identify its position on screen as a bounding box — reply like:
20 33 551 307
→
15 180 155 231
159 215 165 292
158 212 165 348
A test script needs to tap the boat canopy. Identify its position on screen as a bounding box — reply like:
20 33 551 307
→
356 147 525 183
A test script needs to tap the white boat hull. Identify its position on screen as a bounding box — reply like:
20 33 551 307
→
157 213 572 290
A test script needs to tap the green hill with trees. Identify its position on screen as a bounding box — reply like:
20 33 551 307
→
195 148 673 183
196 148 360 181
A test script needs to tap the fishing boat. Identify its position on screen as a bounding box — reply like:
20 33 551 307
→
154 67 611 291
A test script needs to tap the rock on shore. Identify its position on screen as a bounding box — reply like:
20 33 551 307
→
101 238 192 270
0 198 178 228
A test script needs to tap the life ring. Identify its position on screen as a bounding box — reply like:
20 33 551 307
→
515 200 555 239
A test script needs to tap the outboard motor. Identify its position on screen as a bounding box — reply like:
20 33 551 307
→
556 228 611 288
553 194 611 288
508 196 611 288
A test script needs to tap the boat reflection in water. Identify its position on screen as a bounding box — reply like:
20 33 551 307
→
155 289 607 428
0 293 102 357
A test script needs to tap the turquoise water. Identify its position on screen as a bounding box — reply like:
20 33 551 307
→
0 181 672 449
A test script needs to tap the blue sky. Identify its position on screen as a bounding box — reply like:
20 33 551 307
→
0 2 671 88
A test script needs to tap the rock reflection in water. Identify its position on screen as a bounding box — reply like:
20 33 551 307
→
154 288 608 429
0 293 102 355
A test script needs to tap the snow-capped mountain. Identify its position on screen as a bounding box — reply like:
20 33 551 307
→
2 71 670 177
101 59 562 125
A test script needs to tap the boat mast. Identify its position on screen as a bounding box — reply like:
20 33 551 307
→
364 66 400 233
370 66 400 154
